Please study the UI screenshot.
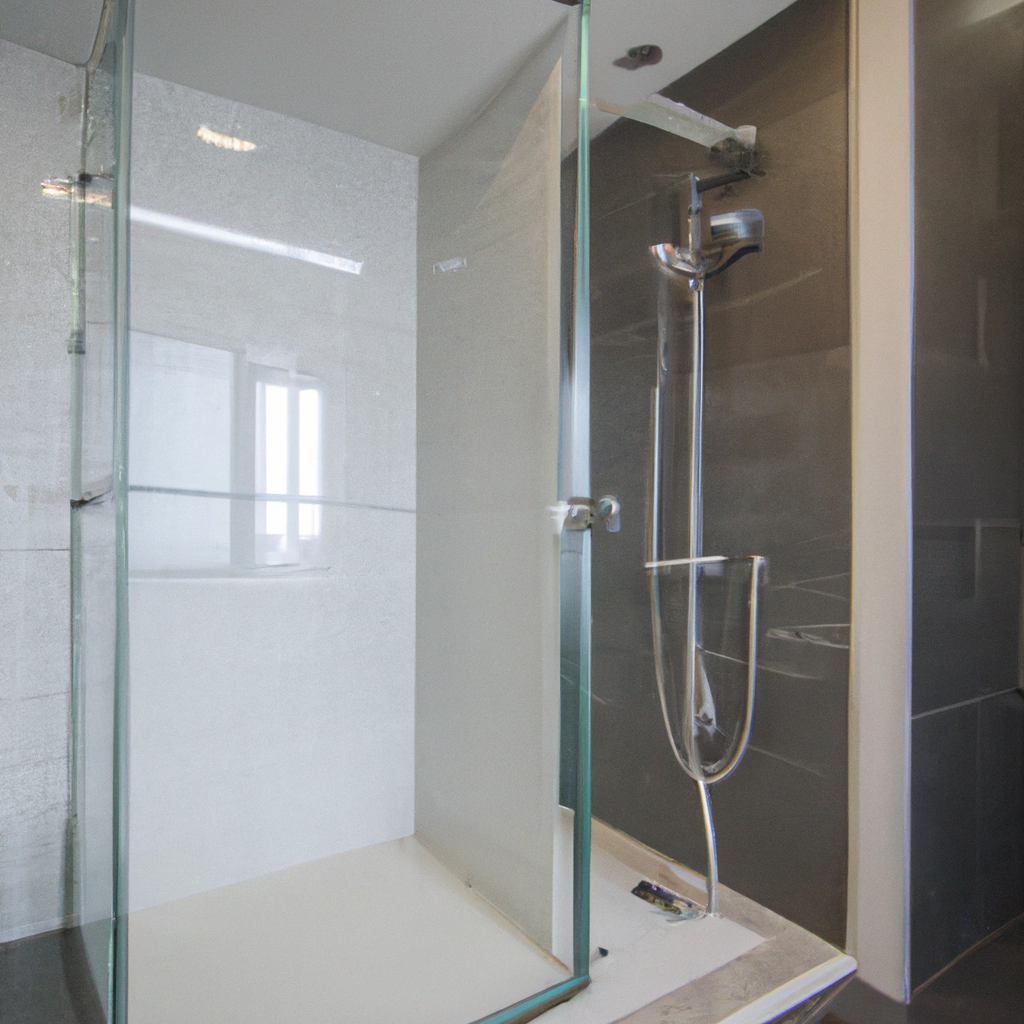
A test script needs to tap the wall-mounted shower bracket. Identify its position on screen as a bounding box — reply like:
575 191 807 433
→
564 496 621 532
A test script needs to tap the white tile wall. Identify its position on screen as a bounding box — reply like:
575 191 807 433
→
0 40 81 942
127 75 418 910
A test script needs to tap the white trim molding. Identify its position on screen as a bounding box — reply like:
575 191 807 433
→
847 0 914 1003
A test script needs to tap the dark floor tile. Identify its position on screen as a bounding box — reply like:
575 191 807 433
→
822 976 909 1024
0 928 104 1024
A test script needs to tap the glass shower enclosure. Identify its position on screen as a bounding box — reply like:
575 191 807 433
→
1 0 593 1021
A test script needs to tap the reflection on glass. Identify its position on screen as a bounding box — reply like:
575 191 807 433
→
254 376 322 565
128 332 324 573
129 334 234 495
299 388 321 539
259 381 289 539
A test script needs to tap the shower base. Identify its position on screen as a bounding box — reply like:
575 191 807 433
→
584 821 857 1024
128 836 568 1024
127 825 852 1024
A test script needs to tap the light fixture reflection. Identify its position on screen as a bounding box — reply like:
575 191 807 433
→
40 178 112 206
130 207 363 275
197 125 256 151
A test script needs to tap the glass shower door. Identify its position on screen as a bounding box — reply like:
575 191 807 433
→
68 3 133 1020
121 2 592 1022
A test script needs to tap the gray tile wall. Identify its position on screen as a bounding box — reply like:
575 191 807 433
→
0 40 81 942
911 0 1024 988
588 0 850 946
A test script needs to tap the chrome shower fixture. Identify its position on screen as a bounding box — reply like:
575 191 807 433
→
647 171 765 918
650 174 764 281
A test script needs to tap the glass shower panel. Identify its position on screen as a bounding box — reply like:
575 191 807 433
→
71 30 129 1019
125 3 589 1022
0 36 98 1024
1 0 131 1018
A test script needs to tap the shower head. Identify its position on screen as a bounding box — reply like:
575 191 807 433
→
705 208 764 277
650 171 763 281
651 207 764 280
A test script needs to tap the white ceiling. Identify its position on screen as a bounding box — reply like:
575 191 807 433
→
132 0 568 157
588 0 798 137
2 0 798 156
0 0 105 64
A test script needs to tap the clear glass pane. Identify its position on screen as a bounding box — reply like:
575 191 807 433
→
123 4 588 1022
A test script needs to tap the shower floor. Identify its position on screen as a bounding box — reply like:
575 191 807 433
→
128 835 569 1024
127 826 849 1024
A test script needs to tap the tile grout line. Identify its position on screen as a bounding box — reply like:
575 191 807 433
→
910 686 1021 721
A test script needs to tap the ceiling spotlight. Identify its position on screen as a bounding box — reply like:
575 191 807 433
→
613 44 663 70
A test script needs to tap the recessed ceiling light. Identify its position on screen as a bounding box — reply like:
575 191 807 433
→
197 125 256 152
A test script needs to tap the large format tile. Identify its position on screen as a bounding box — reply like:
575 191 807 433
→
0 41 77 552
911 704 981 988
0 550 70 703
128 504 415 912
0 756 67 942
0 41 79 946
976 693 1024 934
713 749 848 948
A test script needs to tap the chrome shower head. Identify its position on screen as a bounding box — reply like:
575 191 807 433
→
650 170 764 280
651 207 763 279
705 208 764 277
